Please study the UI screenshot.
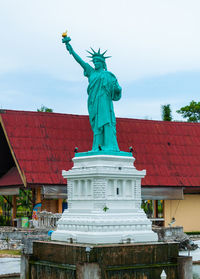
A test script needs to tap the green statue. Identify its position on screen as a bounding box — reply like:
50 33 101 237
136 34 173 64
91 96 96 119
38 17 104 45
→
62 33 122 152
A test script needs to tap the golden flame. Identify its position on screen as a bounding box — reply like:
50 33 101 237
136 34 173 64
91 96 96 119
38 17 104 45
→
62 30 67 37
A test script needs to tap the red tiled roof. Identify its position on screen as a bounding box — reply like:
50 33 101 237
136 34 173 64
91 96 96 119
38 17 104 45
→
0 167 23 186
1 109 200 187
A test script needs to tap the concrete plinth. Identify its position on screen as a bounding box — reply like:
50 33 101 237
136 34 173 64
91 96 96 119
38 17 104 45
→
28 240 179 279
51 153 157 244
178 256 193 279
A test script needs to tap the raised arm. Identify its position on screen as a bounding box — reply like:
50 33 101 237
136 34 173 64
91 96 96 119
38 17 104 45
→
62 37 87 70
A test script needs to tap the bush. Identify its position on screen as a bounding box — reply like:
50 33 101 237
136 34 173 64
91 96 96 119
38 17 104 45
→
193 272 200 279
0 215 11 226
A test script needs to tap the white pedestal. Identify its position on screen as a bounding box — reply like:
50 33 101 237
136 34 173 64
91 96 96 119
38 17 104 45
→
51 154 158 244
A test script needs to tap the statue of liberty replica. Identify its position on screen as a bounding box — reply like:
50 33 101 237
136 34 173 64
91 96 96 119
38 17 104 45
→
62 32 121 152
51 32 158 245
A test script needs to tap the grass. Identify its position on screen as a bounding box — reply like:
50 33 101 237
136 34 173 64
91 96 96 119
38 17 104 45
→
0 250 21 256
185 231 200 235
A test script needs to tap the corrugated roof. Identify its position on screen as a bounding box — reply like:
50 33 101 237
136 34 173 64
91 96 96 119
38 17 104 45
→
1 109 200 187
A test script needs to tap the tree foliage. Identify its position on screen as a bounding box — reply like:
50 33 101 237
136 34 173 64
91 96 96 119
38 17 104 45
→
161 104 172 121
0 189 32 225
177 100 200 122
17 189 32 217
0 195 12 225
37 105 53 112
17 189 32 208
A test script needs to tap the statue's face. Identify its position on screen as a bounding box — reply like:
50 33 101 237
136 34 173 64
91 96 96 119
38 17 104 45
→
93 58 104 70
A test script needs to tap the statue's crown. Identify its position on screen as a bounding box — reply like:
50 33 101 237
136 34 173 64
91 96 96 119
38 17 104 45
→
87 48 111 62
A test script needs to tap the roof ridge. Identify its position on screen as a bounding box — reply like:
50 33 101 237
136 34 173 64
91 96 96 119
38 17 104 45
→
1 109 89 119
1 109 200 125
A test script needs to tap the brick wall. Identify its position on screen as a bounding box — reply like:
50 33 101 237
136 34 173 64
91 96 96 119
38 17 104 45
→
41 199 58 213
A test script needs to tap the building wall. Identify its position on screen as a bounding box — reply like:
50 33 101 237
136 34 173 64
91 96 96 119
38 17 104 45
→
41 199 63 213
164 194 200 232
42 199 58 213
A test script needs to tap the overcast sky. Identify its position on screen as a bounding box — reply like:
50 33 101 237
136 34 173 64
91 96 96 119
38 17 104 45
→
0 0 200 121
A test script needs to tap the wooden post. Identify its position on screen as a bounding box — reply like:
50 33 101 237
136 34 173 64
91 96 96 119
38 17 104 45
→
58 199 63 213
36 188 41 204
163 200 167 227
12 195 17 226
154 200 157 217
162 200 165 225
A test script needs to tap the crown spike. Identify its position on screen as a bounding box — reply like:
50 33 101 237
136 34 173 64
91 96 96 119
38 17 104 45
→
90 47 96 54
86 48 111 61
86 50 94 56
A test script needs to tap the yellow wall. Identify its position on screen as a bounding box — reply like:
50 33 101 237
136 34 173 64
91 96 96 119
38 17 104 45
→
164 194 200 232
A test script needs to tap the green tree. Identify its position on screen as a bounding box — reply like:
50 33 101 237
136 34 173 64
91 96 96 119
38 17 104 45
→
37 105 53 112
16 189 32 217
177 100 200 122
0 195 12 226
161 104 172 121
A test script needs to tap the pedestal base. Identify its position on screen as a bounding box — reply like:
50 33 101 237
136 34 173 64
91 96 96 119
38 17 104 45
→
51 154 158 244
51 212 157 244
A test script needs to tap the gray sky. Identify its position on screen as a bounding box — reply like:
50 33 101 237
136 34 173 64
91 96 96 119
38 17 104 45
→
0 0 200 120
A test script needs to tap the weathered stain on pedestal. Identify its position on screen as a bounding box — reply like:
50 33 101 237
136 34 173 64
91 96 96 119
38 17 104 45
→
28 240 178 279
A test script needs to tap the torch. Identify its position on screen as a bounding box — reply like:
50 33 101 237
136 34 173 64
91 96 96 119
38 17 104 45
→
62 30 72 54
62 30 71 44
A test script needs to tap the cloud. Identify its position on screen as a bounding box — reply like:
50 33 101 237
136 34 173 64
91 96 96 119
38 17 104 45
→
0 0 200 121
1 0 200 82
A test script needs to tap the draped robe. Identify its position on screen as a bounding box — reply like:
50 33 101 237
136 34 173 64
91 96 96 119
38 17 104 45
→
84 63 121 151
